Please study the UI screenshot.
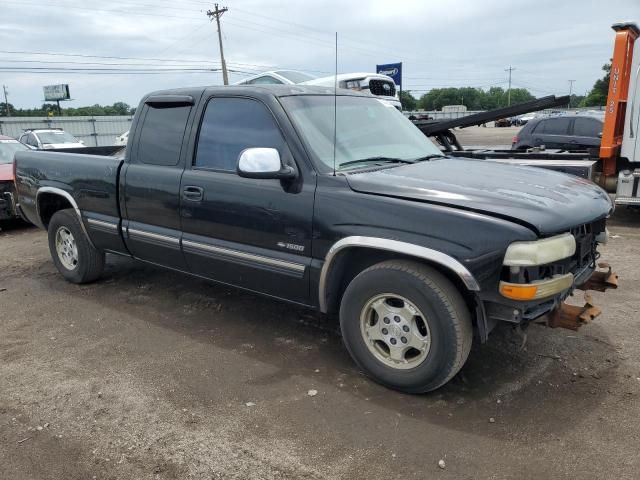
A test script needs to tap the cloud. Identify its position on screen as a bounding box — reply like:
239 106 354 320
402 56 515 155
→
1 0 637 108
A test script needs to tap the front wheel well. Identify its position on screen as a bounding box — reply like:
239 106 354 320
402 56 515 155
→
38 193 73 227
324 247 476 317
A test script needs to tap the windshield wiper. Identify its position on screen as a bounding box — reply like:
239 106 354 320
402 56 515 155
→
412 154 444 162
338 156 414 169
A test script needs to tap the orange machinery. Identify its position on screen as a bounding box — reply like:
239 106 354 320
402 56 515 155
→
599 22 639 184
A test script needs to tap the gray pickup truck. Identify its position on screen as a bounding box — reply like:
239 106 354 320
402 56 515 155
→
14 85 616 393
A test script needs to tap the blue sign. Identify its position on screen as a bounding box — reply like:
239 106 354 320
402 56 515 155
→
376 62 402 88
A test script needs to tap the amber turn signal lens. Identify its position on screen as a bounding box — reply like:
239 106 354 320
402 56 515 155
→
499 274 574 301
499 283 538 300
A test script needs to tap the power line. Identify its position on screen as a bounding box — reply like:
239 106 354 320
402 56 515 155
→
0 70 230 75
156 21 211 57
0 58 223 68
0 66 223 72
0 49 219 64
0 50 329 73
3 0 202 20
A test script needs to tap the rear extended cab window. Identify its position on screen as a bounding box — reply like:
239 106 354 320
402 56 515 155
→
137 104 191 166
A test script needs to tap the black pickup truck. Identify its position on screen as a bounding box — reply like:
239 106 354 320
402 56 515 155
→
15 85 614 393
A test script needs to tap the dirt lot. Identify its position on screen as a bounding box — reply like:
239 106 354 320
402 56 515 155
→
1 207 640 479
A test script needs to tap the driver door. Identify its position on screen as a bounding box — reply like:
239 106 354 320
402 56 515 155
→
179 96 315 304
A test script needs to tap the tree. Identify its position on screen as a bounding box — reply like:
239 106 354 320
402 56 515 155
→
569 94 585 108
0 102 15 116
582 62 611 107
416 86 535 111
399 91 417 111
5 101 135 117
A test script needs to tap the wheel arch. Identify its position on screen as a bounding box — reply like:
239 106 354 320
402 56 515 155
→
318 236 480 314
36 187 95 247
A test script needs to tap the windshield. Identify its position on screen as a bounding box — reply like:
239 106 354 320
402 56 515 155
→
0 140 28 164
37 131 80 145
275 70 316 83
280 95 443 172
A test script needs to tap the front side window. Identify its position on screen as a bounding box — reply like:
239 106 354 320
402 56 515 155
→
280 95 443 172
27 133 39 147
137 105 191 166
573 117 602 137
194 97 286 171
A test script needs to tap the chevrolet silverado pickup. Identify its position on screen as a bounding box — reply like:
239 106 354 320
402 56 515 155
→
14 85 615 393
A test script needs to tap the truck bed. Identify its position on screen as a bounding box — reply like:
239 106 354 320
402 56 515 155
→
14 150 124 229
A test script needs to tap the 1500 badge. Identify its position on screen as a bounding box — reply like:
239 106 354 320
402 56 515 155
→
277 242 305 252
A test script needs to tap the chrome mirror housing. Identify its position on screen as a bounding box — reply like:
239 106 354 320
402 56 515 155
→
237 148 296 179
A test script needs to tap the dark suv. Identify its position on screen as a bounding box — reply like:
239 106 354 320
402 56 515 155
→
512 115 603 151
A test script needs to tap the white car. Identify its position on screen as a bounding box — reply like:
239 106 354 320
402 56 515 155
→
115 130 129 146
19 129 85 150
234 70 318 85
303 73 401 109
236 70 402 109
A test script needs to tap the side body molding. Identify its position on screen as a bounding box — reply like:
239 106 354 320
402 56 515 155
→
36 186 95 247
318 236 481 313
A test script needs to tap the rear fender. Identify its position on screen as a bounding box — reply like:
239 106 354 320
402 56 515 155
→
36 186 95 247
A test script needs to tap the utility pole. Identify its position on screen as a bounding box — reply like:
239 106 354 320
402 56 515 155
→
207 4 229 85
2 85 9 117
568 79 576 109
504 66 515 106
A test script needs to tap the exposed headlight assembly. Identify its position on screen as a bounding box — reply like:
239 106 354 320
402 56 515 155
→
503 233 576 267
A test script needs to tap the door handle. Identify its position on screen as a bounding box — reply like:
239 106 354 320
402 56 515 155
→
182 185 204 202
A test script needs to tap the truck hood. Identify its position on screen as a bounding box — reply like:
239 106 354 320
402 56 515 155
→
345 158 612 235
0 163 13 182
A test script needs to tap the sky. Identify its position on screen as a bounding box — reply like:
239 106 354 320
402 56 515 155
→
1 0 639 109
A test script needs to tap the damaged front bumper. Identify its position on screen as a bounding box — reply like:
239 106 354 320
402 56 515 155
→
477 261 618 341
543 262 618 331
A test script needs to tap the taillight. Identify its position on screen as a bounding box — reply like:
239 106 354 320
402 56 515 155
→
512 136 519 144
12 158 17 181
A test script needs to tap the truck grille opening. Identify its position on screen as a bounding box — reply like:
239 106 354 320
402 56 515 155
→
369 79 396 97
502 220 606 285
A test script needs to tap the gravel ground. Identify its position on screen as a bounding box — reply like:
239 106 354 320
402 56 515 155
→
452 125 520 148
1 208 639 479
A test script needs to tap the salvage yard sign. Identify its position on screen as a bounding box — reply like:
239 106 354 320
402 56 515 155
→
43 84 71 101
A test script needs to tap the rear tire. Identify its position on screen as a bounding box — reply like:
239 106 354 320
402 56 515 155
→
339 260 472 393
48 209 105 284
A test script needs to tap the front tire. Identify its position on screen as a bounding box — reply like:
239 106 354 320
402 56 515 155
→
48 209 105 284
339 260 472 393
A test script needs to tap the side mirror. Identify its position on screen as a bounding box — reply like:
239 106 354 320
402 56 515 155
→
237 148 296 180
